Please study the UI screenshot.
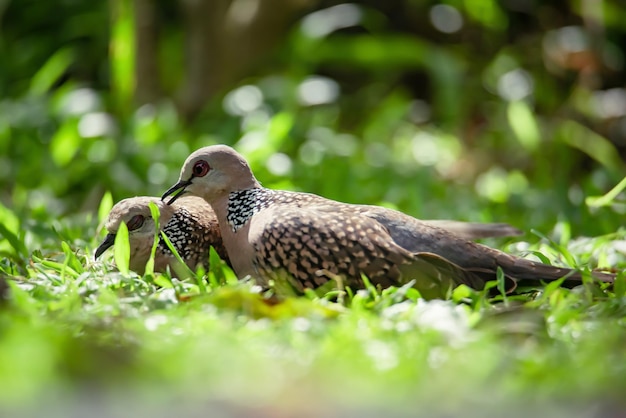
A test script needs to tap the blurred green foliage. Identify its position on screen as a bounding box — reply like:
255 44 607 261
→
1 1 626 415
0 0 624 237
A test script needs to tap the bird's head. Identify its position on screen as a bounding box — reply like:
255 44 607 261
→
162 145 260 205
95 196 166 260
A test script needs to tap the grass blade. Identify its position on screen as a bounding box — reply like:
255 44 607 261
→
143 202 161 278
98 192 114 225
159 231 195 280
113 222 130 276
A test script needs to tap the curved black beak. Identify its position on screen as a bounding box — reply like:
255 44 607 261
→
95 233 116 260
161 179 192 205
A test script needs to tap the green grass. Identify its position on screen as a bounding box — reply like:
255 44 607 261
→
1 198 626 417
2 2 626 414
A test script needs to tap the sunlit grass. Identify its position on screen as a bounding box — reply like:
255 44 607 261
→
2 1 626 414
1 193 625 416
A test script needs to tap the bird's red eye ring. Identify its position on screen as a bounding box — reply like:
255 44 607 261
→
192 160 210 177
126 214 145 231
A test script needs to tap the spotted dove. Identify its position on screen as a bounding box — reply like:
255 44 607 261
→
162 145 615 298
95 195 229 275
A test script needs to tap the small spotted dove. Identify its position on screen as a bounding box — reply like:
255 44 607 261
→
162 145 615 298
95 195 230 275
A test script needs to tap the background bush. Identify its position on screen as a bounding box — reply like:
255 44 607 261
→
1 0 624 236
1 1 625 416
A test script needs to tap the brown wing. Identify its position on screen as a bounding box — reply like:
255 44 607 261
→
362 207 614 285
250 207 487 298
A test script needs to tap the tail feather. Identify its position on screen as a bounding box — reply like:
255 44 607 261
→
401 251 615 300
421 220 522 240
399 252 517 299
493 252 615 283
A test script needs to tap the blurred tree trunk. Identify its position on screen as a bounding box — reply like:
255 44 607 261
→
130 0 316 120
134 0 161 105
176 0 317 120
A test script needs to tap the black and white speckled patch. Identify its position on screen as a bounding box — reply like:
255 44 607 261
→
226 188 275 232
157 207 197 260
226 188 313 232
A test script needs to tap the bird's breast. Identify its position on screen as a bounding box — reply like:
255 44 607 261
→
218 218 259 281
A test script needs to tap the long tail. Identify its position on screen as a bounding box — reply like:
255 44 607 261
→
401 251 616 299
422 220 522 240
491 252 615 284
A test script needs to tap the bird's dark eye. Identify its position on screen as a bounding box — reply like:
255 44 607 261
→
192 160 210 177
126 214 145 231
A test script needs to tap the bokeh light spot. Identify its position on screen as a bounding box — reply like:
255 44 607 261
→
148 162 169 185
60 88 101 116
429 5 463 34
301 4 362 38
223 85 264 116
297 76 339 106
497 69 533 101
78 112 116 138
266 153 292 176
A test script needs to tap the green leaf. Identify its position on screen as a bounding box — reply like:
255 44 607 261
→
268 112 294 145
463 0 508 30
507 100 540 152
526 250 551 265
0 202 27 259
207 246 238 286
586 176 626 208
207 246 227 288
496 267 508 306
61 241 84 275
559 120 625 174
159 231 195 280
451 284 473 303
360 273 380 301
143 202 161 278
614 272 626 298
31 255 80 279
311 34 430 68
98 192 114 225
113 221 130 276
4 280 40 316
154 274 174 288
50 120 80 167
30 47 74 95
110 0 135 112
0 223 27 260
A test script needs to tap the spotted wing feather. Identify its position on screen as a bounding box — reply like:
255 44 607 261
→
250 207 490 297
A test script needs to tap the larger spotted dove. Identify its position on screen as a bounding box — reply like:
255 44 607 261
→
162 145 615 298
